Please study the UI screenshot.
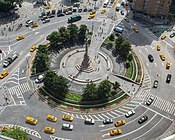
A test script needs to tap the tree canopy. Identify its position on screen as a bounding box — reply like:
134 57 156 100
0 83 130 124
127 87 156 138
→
0 0 23 12
46 24 89 51
33 44 49 73
44 71 69 97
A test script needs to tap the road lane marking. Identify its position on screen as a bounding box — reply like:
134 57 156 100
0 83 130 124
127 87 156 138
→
118 108 129 112
110 111 120 116
133 117 164 140
145 48 148 52
93 115 101 121
100 110 149 132
154 63 157 67
103 114 157 140
163 40 174 48
102 133 110 137
146 63 149 67
101 113 110 119
141 104 173 121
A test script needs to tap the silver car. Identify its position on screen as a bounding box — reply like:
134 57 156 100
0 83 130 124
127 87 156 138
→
62 123 73 130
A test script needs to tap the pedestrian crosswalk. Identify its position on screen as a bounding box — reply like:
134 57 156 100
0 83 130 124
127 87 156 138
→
135 89 175 116
142 69 151 89
62 100 141 121
8 82 30 105
8 82 30 96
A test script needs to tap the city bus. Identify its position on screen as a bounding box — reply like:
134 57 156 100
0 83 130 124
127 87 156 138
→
114 26 123 35
67 15 82 23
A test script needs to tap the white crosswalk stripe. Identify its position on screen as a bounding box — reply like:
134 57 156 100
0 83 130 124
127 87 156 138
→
101 113 110 119
93 115 101 121
8 82 31 95
110 111 120 116
106 112 115 118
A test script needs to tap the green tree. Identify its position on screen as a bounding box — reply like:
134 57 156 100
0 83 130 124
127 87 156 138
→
112 81 120 90
2 126 29 140
115 35 125 50
58 27 69 45
37 44 48 54
47 31 62 50
109 34 115 41
34 52 49 73
0 0 23 12
97 80 112 99
44 71 69 97
120 41 132 59
78 24 88 44
67 24 79 44
82 82 97 101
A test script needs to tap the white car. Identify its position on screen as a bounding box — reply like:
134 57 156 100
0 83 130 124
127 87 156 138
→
35 75 44 83
26 20 34 27
84 119 95 125
62 123 73 130
125 110 135 118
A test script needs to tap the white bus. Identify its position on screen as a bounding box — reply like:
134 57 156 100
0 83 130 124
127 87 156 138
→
113 26 123 34
103 0 110 8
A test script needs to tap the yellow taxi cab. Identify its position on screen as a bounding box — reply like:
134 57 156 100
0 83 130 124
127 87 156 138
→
31 23 38 28
0 71 9 79
30 46 37 52
160 54 165 61
16 36 25 41
157 44 161 51
88 14 95 19
133 27 139 33
110 129 122 136
62 114 74 121
47 114 58 122
166 62 171 69
90 11 96 15
101 9 106 14
114 120 126 127
44 126 55 134
26 116 38 125
1 126 10 132
161 34 166 40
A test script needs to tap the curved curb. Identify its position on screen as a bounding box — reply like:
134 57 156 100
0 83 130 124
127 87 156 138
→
35 89 130 114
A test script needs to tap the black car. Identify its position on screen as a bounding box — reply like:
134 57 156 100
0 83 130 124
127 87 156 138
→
88 9 93 12
166 74 172 83
138 115 148 124
170 32 175 38
120 11 124 15
146 97 154 106
148 54 154 62
83 8 88 12
103 119 113 124
153 80 158 88
57 13 65 17
78 8 83 12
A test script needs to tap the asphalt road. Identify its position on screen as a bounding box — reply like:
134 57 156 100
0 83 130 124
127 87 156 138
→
0 1 175 140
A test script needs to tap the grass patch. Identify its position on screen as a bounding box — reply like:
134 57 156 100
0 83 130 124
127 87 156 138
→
66 93 83 101
125 60 133 78
132 59 136 80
